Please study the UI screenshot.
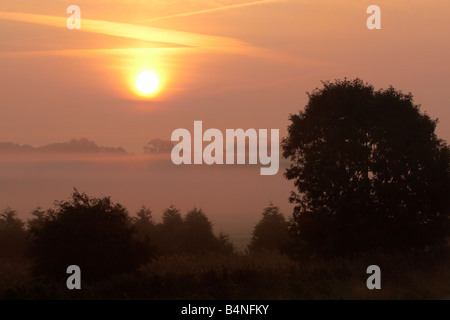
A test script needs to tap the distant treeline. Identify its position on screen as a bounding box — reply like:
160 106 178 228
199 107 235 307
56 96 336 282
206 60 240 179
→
0 138 127 154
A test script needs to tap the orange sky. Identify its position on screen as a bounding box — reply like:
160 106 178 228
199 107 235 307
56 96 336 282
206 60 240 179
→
0 0 449 247
0 0 448 152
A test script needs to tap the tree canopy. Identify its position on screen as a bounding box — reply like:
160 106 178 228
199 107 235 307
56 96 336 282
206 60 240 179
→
28 189 154 279
153 206 234 255
248 204 289 253
282 79 450 256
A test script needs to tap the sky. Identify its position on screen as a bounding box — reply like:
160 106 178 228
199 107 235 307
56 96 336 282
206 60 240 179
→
0 0 449 248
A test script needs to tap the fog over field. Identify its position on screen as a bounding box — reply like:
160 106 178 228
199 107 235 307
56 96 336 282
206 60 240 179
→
0 139 293 249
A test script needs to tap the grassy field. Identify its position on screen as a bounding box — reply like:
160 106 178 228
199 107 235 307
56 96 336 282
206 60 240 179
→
1 250 449 300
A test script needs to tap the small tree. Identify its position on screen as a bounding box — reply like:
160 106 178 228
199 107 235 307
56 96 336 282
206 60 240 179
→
27 207 46 233
156 205 185 255
248 204 289 253
184 208 220 254
132 206 156 242
0 208 28 259
28 189 154 279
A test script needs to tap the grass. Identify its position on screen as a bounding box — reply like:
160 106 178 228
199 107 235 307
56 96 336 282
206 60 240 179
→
1 250 449 300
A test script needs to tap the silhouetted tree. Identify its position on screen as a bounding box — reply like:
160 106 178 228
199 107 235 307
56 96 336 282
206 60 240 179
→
144 139 174 154
27 207 46 233
156 205 185 255
131 206 158 259
28 189 154 279
282 79 450 256
248 204 289 253
0 208 28 259
132 206 156 242
184 208 215 253
184 208 231 254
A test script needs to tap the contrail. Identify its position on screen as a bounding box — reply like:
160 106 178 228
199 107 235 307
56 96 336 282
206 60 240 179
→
140 0 278 22
0 11 247 50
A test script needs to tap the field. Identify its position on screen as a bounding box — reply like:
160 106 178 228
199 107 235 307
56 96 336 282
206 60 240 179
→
1 250 449 300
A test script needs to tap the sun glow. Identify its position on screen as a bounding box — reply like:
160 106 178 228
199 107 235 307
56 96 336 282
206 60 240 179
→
136 71 160 95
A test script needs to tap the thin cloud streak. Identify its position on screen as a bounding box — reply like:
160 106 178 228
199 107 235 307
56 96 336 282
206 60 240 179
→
139 0 279 22
0 47 198 58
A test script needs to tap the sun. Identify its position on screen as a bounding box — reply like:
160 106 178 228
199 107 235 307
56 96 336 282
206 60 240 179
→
135 71 159 95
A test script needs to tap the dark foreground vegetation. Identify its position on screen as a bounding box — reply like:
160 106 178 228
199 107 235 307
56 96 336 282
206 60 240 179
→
1 250 449 299
0 190 449 300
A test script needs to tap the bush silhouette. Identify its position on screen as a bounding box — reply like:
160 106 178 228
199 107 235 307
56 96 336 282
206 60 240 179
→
282 79 450 256
28 189 154 280
248 204 289 253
